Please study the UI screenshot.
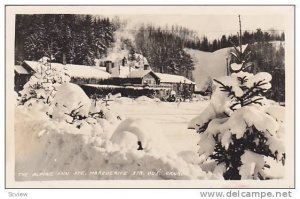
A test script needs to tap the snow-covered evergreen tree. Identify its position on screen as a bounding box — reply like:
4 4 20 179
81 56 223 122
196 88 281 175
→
189 36 285 180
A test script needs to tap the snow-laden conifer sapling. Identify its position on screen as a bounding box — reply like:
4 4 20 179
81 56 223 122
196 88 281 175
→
189 15 285 180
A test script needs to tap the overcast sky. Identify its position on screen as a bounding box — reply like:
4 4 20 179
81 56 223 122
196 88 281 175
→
119 14 285 41
84 6 289 41
12 5 289 41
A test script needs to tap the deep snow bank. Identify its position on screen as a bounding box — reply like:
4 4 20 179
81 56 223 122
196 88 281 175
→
15 106 214 180
15 83 215 180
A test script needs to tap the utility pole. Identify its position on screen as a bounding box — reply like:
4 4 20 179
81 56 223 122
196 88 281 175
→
238 15 242 53
226 57 230 76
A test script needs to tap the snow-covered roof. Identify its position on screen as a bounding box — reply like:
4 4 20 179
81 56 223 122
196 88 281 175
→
155 73 195 84
83 84 123 89
14 65 30 75
22 60 195 84
118 66 131 78
110 65 132 78
65 64 111 79
98 66 107 71
23 61 41 71
104 64 150 78
23 60 111 79
127 70 158 79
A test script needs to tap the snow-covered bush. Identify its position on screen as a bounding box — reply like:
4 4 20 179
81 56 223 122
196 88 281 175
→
52 83 91 122
50 82 121 139
19 58 70 110
189 43 285 180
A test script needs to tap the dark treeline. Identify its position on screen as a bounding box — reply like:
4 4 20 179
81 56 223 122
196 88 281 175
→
15 15 285 89
131 25 285 80
250 42 285 102
15 14 117 65
132 24 195 80
186 29 285 52
225 40 285 102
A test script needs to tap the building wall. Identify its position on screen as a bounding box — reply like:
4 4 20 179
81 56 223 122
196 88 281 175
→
159 82 195 96
14 73 31 92
142 73 157 85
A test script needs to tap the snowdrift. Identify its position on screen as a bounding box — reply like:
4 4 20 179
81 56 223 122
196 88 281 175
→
15 106 214 180
15 83 215 180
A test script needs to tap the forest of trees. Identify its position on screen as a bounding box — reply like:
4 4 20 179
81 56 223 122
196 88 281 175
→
132 25 194 80
15 14 117 66
249 42 285 102
130 25 285 81
185 29 285 52
15 15 285 101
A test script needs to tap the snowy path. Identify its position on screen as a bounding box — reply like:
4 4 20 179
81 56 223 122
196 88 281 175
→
109 101 209 154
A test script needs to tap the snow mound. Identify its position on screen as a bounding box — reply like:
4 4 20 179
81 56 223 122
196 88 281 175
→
178 150 201 165
110 118 176 156
115 97 133 104
135 96 155 103
153 98 160 102
15 107 215 180
112 93 122 99
15 105 50 163
52 83 91 121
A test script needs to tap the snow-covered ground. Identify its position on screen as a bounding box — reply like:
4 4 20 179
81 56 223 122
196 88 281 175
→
109 99 210 153
14 37 286 181
15 85 284 181
15 82 217 180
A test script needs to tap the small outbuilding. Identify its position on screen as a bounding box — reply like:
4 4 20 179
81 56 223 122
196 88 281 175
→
14 65 32 91
127 70 160 86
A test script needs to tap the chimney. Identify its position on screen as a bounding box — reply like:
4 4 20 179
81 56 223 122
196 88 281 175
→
62 53 66 65
105 61 112 73
144 64 149 70
122 57 127 66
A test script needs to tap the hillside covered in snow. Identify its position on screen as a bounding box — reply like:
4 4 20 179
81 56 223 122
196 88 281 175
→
185 47 231 90
185 41 285 91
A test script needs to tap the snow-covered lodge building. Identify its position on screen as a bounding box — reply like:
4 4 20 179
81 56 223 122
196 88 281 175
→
14 57 195 98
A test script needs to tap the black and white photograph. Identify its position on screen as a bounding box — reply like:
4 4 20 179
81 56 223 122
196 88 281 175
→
5 5 295 188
